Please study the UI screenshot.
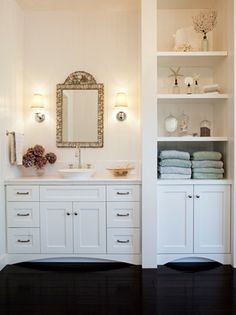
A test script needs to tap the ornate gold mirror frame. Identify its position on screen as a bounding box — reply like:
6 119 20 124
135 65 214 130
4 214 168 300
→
56 71 104 148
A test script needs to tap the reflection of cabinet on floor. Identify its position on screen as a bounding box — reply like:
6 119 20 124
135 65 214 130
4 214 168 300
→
157 184 230 255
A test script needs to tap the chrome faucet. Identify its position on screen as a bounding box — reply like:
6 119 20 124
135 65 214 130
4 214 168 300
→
75 144 82 168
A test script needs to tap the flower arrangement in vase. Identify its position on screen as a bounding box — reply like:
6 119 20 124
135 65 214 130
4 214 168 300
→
22 145 57 175
192 10 217 51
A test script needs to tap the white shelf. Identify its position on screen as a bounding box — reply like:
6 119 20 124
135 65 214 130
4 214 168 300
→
157 179 232 185
157 51 228 67
157 94 228 100
157 51 228 57
157 137 228 142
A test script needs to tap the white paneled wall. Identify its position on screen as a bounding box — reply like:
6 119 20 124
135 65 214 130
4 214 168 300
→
0 0 24 260
22 0 141 177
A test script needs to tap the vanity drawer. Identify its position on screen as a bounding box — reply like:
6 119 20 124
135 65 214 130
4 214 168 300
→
7 228 40 253
107 185 140 202
7 186 39 202
107 228 140 254
7 202 40 228
40 186 106 202
107 202 140 228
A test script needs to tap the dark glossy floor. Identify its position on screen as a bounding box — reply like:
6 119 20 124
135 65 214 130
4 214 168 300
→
0 262 235 315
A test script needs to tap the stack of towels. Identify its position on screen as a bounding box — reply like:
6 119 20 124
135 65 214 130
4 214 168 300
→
159 150 191 179
192 151 224 179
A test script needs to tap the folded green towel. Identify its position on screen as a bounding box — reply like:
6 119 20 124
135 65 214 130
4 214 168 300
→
159 174 191 179
160 150 190 160
159 159 191 168
192 160 224 168
159 166 191 175
192 151 222 161
192 173 223 179
193 168 224 174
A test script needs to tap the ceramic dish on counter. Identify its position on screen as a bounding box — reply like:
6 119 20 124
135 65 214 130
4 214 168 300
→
107 167 134 177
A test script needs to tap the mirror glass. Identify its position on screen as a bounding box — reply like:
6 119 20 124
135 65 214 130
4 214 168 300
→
56 71 104 148
62 90 98 142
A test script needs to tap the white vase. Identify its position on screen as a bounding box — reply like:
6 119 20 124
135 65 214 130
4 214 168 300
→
201 35 209 51
35 168 45 176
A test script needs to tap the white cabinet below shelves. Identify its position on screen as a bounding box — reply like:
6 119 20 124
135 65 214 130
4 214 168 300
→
157 184 230 256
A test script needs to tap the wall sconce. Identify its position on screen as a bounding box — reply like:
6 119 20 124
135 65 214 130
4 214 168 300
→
115 92 128 121
31 93 45 123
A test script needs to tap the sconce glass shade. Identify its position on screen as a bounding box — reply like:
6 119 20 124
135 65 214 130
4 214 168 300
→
115 92 128 107
115 92 128 121
31 94 45 123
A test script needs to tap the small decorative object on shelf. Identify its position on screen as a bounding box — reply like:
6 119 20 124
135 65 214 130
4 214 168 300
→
193 74 200 94
173 26 200 51
192 10 217 52
179 111 190 136
200 120 211 137
184 77 193 94
164 114 178 136
168 67 184 94
203 84 220 94
22 145 57 175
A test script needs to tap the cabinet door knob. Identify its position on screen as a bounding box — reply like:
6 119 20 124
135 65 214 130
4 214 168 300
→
196 195 200 199
74 212 78 216
188 195 193 199
66 212 71 216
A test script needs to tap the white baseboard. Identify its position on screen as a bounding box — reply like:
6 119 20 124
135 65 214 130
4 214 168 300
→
0 254 7 271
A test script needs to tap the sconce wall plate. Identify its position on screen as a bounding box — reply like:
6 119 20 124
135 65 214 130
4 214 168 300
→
35 112 45 123
116 111 127 121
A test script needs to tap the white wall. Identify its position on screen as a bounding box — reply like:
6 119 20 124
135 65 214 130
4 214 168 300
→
0 0 24 259
22 0 141 176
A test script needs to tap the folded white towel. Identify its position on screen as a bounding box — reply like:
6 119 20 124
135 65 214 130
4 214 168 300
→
9 132 24 165
15 133 24 165
203 84 220 93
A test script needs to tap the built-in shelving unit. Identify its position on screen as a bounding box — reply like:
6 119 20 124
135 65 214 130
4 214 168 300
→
141 0 235 268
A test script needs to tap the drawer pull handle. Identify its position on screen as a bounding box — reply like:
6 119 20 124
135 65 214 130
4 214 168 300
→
117 213 130 217
17 213 30 217
17 239 30 243
117 240 130 244
16 192 29 195
116 192 130 195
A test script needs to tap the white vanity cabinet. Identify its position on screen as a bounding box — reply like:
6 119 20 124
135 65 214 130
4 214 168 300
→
157 184 231 256
107 185 141 254
6 181 141 264
40 186 106 254
7 186 40 254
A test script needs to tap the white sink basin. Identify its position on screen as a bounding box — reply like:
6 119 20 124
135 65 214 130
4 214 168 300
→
58 168 95 179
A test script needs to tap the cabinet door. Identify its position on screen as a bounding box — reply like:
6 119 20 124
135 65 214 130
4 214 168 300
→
40 202 73 253
73 202 106 253
157 185 194 254
194 185 230 254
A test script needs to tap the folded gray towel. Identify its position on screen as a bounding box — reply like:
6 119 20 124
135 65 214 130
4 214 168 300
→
160 150 190 160
193 168 224 174
159 159 191 168
159 166 191 175
192 173 223 179
192 160 224 168
192 151 222 161
159 174 191 179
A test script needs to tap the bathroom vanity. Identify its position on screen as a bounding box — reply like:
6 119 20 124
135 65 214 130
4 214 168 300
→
5 177 141 265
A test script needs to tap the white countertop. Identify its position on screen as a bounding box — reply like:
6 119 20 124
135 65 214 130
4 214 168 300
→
5 175 142 185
